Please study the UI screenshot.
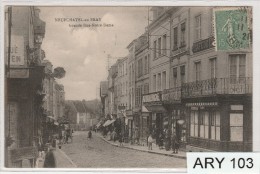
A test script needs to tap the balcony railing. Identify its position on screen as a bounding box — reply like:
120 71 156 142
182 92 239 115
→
182 77 252 98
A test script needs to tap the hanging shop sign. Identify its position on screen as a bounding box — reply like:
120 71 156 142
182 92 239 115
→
9 35 25 66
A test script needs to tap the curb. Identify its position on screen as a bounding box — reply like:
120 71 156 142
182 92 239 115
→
98 135 186 159
56 148 78 168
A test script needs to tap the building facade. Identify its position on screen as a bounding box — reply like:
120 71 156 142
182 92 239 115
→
5 6 46 167
101 6 252 152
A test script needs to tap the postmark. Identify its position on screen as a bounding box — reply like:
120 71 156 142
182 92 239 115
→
214 7 252 51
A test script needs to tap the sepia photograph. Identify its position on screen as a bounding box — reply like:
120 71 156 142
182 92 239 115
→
3 5 252 168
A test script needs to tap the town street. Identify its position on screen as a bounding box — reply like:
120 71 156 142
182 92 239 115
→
60 131 186 168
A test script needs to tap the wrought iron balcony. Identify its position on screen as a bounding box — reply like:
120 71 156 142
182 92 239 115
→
181 77 252 98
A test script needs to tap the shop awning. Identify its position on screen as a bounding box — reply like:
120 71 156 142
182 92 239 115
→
103 119 115 127
144 105 166 113
47 116 56 120
142 106 150 113
96 121 102 128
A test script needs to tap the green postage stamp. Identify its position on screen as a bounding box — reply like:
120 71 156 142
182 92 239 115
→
214 7 252 51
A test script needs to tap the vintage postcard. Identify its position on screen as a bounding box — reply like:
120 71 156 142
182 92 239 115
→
2 4 254 169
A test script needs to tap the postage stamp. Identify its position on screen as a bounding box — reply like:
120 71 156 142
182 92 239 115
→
1 4 255 170
214 7 252 50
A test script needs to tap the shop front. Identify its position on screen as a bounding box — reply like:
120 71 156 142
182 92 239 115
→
182 76 252 152
126 109 134 143
143 92 167 146
161 87 186 150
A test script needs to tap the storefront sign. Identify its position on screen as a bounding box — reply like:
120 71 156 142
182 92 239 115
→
7 69 29 78
9 35 25 66
228 84 246 94
118 105 126 111
143 92 161 103
192 36 214 53
10 146 38 161
126 110 133 116
162 88 181 103
186 102 218 107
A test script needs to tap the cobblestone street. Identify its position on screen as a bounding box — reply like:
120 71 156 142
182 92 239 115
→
60 131 187 168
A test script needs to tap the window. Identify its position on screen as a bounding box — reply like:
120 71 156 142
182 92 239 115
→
132 63 134 84
230 113 243 141
129 65 132 86
210 111 220 140
138 59 143 77
173 67 178 87
153 40 157 59
195 61 201 81
180 22 186 47
153 75 156 92
210 58 216 79
162 71 166 90
195 15 201 40
180 65 185 84
144 83 149 94
158 37 162 57
173 27 178 50
144 56 148 75
157 73 162 91
162 34 167 55
229 54 246 83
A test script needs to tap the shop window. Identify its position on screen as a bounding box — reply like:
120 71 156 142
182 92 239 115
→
190 111 195 137
230 113 243 141
199 111 209 139
194 111 199 137
210 111 220 140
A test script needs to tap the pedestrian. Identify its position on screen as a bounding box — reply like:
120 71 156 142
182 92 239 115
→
158 133 164 149
134 128 140 145
148 134 153 150
171 133 179 154
43 148 56 168
88 130 92 139
119 133 124 146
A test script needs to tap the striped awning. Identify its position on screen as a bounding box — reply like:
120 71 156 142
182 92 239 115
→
103 119 116 127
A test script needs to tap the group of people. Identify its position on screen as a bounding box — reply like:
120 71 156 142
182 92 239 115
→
148 132 180 154
59 127 73 144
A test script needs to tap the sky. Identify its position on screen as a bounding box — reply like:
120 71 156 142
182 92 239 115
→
39 6 148 100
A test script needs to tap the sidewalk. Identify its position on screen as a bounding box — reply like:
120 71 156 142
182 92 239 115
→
36 148 77 168
97 133 186 159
